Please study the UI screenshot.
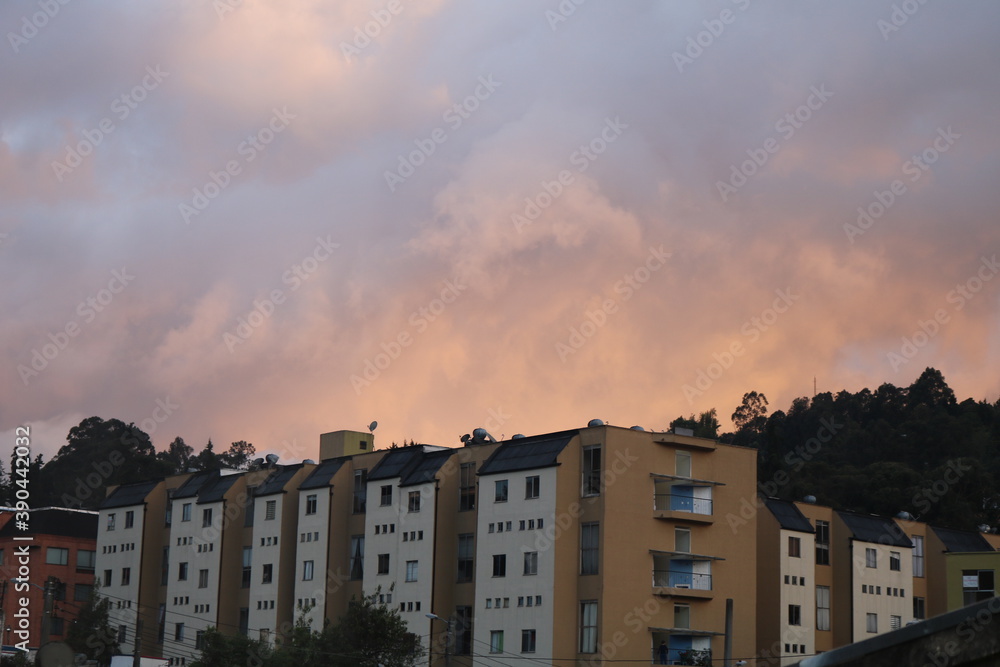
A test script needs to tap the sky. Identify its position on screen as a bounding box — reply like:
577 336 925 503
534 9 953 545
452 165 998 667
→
3 1 1000 463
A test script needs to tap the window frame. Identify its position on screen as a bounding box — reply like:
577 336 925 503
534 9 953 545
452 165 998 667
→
525 475 540 499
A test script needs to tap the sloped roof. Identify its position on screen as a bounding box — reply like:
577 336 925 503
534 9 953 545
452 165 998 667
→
172 471 218 499
299 458 347 490
839 511 913 548
0 508 98 539
932 526 995 553
99 480 160 508
198 474 241 504
368 448 423 481
478 431 577 475
255 464 305 497
764 498 815 533
400 449 455 487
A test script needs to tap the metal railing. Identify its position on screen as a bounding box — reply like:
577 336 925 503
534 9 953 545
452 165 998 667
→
652 569 712 590
651 646 712 665
653 494 713 515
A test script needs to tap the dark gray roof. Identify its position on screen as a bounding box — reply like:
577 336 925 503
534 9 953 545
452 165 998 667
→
198 474 241 504
931 526 995 553
173 471 219 499
478 431 577 475
401 449 455 487
255 464 305 497
0 508 98 539
764 498 815 533
299 458 347 490
99 480 160 508
368 448 423 481
838 511 913 548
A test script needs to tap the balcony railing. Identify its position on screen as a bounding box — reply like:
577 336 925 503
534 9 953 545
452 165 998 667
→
654 494 713 515
651 647 712 665
652 570 712 590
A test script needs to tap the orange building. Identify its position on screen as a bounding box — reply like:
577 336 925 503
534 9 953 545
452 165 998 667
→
0 507 99 651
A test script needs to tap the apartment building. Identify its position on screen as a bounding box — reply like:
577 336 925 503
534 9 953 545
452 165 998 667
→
759 499 999 665
94 422 759 666
0 507 98 650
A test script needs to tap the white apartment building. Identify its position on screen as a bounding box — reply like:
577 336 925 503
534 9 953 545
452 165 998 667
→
292 458 345 630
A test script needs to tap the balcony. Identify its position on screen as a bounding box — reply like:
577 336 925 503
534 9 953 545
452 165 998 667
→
652 569 713 599
650 629 717 665
651 473 717 523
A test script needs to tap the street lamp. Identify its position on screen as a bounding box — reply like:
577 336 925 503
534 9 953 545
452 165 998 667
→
425 613 453 667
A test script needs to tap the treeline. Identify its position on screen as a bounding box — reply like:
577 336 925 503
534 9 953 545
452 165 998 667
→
1 416 256 509
673 367 1000 532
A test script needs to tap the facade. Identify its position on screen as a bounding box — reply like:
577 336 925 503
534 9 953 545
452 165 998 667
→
0 507 98 651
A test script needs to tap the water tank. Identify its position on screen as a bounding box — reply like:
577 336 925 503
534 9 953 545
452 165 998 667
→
303 459 316 465
587 419 604 427
512 434 525 439
265 453 280 465
630 425 645 431
802 495 817 504
896 511 914 520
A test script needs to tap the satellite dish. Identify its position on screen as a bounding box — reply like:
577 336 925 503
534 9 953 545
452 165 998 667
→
369 421 378 433
265 453 279 465
588 419 604 427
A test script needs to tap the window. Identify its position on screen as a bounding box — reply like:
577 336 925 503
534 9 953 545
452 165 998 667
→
244 487 256 526
521 629 536 653
523 551 538 575
118 625 127 643
125 510 134 529
202 507 213 528
262 564 273 584
490 631 504 654
107 513 116 531
866 613 878 633
459 463 476 511
674 604 690 629
457 534 474 582
815 519 830 565
866 547 877 568
305 494 317 515
198 569 209 588
455 606 473 655
103 570 112 586
350 536 364 580
891 615 902 630
380 485 393 506
890 551 901 571
816 586 831 631
788 604 801 626
676 450 692 477
178 562 188 580
582 446 601 496
913 535 925 577
581 522 599 574
493 554 506 577
265 500 276 520
303 560 314 581
196 630 206 650
408 491 421 512
46 547 69 565
789 536 801 558
962 569 996 605
406 560 418 582
242 547 252 588
580 601 598 653
914 596 926 619
675 526 691 553
175 623 185 641
77 549 95 570
495 479 508 503
75 583 94 601
525 475 540 499
374 553 389 575
353 469 367 513
182 503 192 522
119 567 130 586
50 616 64 636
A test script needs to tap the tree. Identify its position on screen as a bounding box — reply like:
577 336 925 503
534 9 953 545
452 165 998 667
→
157 436 195 473
221 440 256 470
732 391 769 433
194 439 222 471
66 582 120 666
190 627 272 667
670 409 721 439
319 591 422 667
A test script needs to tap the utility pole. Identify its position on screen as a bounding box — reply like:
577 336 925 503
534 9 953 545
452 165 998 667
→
133 619 143 667
724 598 734 667
0 579 7 649
40 579 54 646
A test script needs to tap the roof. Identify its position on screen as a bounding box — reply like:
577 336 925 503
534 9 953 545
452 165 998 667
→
838 511 913 548
172 471 219 499
0 508 99 539
198 474 241 504
400 449 455 487
255 464 305 497
299 458 347 490
931 525 995 553
368 448 423 481
99 480 160 509
478 430 577 475
765 498 815 533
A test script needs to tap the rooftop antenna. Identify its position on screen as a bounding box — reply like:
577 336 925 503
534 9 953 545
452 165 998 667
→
813 376 817 397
